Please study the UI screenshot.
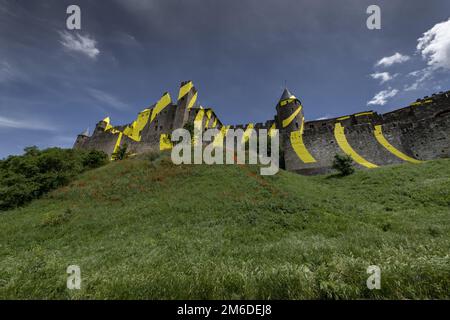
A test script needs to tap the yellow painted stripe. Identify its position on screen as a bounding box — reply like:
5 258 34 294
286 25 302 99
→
212 118 218 128
205 110 213 129
102 116 113 131
290 117 316 163
194 109 205 128
193 109 205 146
241 123 254 144
213 125 230 147
337 115 350 121
123 109 151 142
122 121 135 138
111 132 123 160
159 134 173 151
355 111 373 117
178 81 193 100
268 123 276 137
150 93 171 122
334 123 378 168
279 98 296 107
187 92 198 109
109 128 121 134
282 106 302 128
374 125 422 164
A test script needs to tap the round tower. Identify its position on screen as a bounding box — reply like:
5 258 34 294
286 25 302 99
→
73 128 90 149
276 88 304 135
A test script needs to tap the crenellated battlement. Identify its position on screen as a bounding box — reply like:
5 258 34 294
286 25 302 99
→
74 81 450 175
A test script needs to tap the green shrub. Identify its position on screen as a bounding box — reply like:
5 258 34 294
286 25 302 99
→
332 154 355 176
82 150 109 169
0 147 108 211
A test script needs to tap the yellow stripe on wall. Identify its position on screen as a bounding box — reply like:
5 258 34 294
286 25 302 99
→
374 125 422 164
102 117 113 131
282 106 302 128
205 110 213 129
122 109 151 142
193 109 205 146
290 117 316 163
178 81 193 100
241 123 254 144
150 93 171 122
355 111 373 117
187 92 198 109
334 123 378 168
268 123 276 137
213 125 230 147
159 134 173 151
111 132 123 160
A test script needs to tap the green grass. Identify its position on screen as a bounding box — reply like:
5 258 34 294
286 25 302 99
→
0 155 449 299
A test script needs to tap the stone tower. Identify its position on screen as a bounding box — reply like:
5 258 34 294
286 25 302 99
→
73 128 90 149
173 80 198 130
275 88 306 170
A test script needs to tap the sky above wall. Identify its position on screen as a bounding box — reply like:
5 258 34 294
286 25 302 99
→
1 0 450 158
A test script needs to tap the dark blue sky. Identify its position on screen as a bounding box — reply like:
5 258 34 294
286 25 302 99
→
1 0 450 158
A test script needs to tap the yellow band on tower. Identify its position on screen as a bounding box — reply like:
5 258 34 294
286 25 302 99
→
151 93 171 122
178 81 193 100
205 110 213 129
193 109 205 146
282 106 302 128
290 117 316 163
187 92 198 109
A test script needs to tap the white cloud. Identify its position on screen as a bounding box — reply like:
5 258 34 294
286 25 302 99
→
375 52 410 67
88 88 129 111
404 67 434 91
0 61 23 83
0 116 55 131
367 88 399 106
59 31 100 59
370 72 397 84
417 18 450 70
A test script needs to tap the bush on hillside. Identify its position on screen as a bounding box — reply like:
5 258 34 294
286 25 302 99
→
82 149 110 169
332 154 355 176
0 147 108 211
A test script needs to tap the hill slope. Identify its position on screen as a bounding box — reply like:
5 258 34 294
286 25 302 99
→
0 155 449 299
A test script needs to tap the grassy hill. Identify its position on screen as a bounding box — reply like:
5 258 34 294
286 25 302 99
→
0 154 449 299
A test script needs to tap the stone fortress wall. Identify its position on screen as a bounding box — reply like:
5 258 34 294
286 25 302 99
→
74 81 450 175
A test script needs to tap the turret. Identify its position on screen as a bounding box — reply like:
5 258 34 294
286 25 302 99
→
73 128 90 149
173 80 198 130
276 88 304 135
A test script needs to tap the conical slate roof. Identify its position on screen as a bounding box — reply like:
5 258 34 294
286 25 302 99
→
79 128 89 137
279 88 296 102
